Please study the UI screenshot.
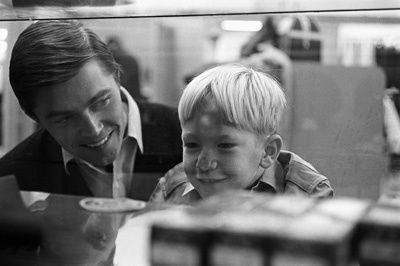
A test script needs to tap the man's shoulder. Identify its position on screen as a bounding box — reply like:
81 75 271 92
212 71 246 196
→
136 100 179 119
0 128 60 162
135 100 182 154
0 128 65 191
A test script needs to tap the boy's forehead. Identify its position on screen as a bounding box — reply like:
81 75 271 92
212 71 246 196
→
198 112 219 129
192 101 221 121
194 99 219 116
183 106 222 133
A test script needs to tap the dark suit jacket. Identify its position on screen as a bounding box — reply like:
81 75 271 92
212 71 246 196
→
0 101 182 201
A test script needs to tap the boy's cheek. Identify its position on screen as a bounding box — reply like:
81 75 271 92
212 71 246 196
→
182 158 196 174
183 153 197 164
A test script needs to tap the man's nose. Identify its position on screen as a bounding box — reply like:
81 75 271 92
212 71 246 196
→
80 112 103 137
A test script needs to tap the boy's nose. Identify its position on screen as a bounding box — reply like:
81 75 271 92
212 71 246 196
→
196 156 217 171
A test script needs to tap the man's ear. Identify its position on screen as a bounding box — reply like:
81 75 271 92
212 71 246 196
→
260 134 282 169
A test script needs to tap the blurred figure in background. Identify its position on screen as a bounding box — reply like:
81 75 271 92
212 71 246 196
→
240 16 294 149
107 36 146 101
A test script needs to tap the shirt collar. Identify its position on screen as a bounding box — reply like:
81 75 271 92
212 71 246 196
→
121 86 143 152
182 182 195 196
62 86 143 172
256 160 285 193
180 160 285 197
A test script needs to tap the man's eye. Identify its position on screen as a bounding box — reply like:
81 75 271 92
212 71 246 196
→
94 97 111 110
218 143 236 149
54 116 70 126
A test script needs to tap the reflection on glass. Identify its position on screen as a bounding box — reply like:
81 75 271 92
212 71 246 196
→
0 10 399 200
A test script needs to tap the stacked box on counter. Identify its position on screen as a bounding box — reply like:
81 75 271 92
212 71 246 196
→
150 192 274 266
150 210 218 266
208 194 317 266
150 192 313 266
209 195 369 266
357 202 400 266
149 192 371 266
271 197 370 266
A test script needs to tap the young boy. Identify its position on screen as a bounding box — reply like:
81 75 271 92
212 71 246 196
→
149 64 333 205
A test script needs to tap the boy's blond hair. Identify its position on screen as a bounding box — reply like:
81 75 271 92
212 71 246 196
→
178 63 287 136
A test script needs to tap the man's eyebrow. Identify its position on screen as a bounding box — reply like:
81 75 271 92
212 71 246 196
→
46 110 71 120
87 89 111 106
46 89 112 120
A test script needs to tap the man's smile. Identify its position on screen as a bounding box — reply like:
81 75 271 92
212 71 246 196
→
82 131 113 148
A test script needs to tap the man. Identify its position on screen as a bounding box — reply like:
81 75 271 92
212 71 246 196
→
0 20 182 200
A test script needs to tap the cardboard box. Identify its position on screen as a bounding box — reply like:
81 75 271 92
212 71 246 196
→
357 202 400 266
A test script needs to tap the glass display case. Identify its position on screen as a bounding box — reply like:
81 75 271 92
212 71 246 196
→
1 1 400 266
0 0 400 200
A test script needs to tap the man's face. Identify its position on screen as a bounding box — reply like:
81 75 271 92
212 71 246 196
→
181 102 266 199
33 59 128 167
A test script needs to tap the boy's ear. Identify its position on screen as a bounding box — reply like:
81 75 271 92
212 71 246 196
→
260 134 282 169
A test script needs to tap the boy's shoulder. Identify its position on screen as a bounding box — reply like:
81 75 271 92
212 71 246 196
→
152 163 189 201
278 150 333 197
161 163 188 193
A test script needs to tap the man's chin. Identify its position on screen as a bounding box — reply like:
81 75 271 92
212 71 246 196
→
81 155 116 168
77 148 118 167
94 159 115 168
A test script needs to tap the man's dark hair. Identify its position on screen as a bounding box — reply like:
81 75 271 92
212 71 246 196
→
9 20 121 119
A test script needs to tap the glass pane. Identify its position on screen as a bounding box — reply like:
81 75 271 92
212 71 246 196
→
0 0 399 20
1 7 399 200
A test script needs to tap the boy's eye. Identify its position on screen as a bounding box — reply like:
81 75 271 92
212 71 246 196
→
184 142 199 149
218 143 237 149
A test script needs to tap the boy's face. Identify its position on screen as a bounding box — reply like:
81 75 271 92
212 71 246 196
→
182 102 267 199
33 59 128 167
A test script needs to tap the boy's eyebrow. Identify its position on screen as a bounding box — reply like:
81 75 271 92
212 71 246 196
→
182 132 194 138
182 132 236 139
46 89 111 119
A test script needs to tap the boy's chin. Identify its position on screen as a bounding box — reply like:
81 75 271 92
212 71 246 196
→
197 189 215 199
198 188 229 199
